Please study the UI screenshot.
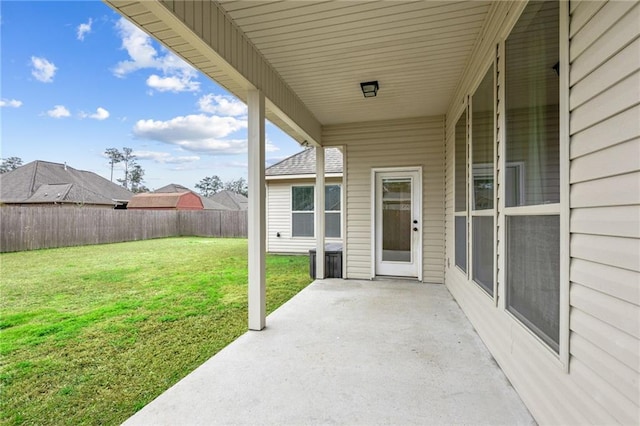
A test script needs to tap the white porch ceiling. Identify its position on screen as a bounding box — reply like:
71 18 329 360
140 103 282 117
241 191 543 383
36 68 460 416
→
217 1 492 124
106 0 493 138
220 0 490 124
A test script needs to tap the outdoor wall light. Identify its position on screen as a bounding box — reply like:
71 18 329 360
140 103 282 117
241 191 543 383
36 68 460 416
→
360 81 379 98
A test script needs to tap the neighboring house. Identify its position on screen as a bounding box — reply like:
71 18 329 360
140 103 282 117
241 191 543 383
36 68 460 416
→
154 183 231 210
265 147 343 253
209 190 248 211
107 1 639 425
0 160 133 208
127 191 203 210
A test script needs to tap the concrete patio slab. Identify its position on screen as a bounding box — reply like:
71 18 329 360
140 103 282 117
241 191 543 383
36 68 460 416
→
124 279 535 425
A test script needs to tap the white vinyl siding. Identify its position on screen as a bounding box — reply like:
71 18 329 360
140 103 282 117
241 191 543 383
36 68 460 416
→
323 116 444 283
266 178 342 253
568 1 640 423
445 1 639 425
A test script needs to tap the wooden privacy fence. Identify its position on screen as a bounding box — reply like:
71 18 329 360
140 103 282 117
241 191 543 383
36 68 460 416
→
0 206 248 253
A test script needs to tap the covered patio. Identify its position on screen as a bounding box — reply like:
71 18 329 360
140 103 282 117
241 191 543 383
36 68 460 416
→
124 279 533 425
105 1 639 424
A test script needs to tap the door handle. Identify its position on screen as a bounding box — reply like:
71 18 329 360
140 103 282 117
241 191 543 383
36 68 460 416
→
413 227 418 232
413 220 418 224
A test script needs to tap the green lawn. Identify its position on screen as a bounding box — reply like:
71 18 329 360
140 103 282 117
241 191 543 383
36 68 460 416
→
0 237 313 425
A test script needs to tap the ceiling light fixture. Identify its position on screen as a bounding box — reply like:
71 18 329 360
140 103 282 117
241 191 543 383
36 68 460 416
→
360 80 379 98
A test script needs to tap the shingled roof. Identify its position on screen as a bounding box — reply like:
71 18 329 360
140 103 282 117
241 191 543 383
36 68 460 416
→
127 191 205 209
266 147 342 177
154 183 230 210
209 190 248 211
0 160 133 206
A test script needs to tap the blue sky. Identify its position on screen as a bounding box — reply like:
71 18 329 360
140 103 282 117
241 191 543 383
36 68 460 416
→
0 1 303 190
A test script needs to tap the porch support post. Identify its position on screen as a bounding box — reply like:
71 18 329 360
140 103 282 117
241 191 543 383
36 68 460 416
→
247 89 266 331
315 146 325 279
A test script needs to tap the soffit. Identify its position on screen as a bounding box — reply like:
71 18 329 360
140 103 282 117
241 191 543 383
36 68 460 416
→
217 1 492 125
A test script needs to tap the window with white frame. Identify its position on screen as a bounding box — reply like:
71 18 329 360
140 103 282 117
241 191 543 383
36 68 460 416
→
470 65 495 296
292 186 314 237
291 185 341 238
504 0 560 353
454 111 468 272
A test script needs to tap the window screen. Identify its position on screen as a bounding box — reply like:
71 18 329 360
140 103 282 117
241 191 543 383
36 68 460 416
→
506 215 560 352
472 216 494 295
455 216 467 272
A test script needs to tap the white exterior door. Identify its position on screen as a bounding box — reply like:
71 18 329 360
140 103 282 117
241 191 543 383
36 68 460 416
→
374 169 422 278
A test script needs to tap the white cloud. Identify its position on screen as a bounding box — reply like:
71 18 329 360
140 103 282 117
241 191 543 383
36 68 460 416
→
31 56 57 83
134 114 246 140
133 114 248 155
77 18 93 41
113 17 199 93
80 107 110 120
198 94 247 116
112 18 159 76
147 74 200 93
134 150 200 164
0 99 23 108
92 107 110 120
265 138 279 153
218 160 248 169
47 105 71 118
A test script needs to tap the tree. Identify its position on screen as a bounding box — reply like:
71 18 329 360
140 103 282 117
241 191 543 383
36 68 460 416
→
104 148 124 182
195 175 223 197
107 147 145 192
0 157 23 173
224 177 248 197
116 147 136 189
129 164 148 193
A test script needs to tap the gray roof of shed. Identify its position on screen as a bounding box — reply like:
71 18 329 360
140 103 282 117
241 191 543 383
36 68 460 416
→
0 160 133 205
154 183 231 210
209 190 248 211
266 147 342 177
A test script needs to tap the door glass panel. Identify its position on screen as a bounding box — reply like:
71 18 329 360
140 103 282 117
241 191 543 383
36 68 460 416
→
382 178 411 262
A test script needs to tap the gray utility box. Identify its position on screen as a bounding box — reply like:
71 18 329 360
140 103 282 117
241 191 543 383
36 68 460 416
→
309 243 343 278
